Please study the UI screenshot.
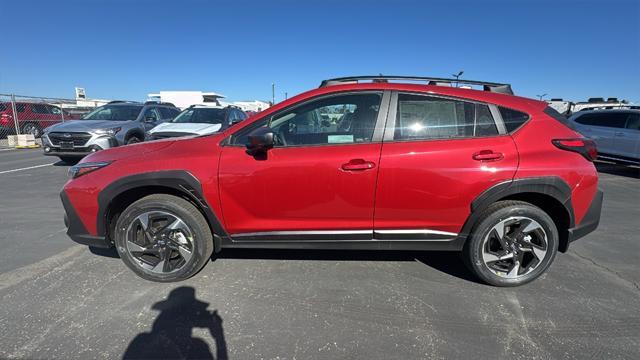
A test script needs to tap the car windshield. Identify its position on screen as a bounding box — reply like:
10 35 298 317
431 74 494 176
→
172 108 226 124
82 105 143 121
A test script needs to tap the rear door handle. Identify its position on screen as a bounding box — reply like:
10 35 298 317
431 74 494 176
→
614 132 625 137
472 150 504 162
341 159 376 171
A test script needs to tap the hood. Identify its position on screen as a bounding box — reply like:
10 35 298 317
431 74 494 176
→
47 120 133 132
149 122 223 135
81 138 175 163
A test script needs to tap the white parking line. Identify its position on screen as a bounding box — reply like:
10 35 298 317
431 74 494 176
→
0 163 57 175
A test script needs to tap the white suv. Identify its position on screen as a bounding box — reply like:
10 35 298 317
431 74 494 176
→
568 109 640 164
146 105 247 140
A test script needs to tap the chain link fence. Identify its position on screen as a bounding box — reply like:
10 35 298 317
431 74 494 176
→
0 94 103 147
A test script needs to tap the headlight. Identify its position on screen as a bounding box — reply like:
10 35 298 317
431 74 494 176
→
95 127 122 136
68 161 111 179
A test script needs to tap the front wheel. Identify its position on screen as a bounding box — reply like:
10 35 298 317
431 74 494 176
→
463 200 558 287
126 136 141 145
114 194 214 282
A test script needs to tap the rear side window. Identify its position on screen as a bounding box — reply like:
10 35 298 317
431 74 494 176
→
500 107 531 132
626 114 640 130
0 103 6 112
574 113 627 128
394 94 498 140
31 104 50 114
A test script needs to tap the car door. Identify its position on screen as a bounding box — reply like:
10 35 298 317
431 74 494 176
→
617 112 640 159
572 112 624 155
373 92 519 238
218 91 390 239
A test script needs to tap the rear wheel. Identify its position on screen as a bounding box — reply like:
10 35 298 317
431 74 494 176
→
463 201 558 287
21 123 41 138
114 194 214 282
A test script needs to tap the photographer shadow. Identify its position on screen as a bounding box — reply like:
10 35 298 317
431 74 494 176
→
123 286 227 360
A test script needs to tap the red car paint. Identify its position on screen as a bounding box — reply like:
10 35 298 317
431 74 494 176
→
63 82 599 247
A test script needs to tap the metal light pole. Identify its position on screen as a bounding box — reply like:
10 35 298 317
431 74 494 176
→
285 92 288 100
536 93 548 101
271 83 275 105
452 71 464 87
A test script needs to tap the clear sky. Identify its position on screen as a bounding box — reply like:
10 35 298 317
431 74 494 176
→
1 0 638 103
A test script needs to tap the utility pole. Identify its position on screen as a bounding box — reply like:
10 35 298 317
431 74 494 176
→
271 83 275 105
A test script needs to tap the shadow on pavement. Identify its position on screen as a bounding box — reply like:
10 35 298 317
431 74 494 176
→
218 248 480 284
123 286 228 360
595 161 639 179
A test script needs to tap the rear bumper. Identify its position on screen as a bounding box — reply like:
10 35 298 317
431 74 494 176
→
567 189 603 245
60 191 111 248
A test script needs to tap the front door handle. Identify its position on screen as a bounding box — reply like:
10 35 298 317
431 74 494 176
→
614 132 625 137
341 159 376 171
472 150 504 162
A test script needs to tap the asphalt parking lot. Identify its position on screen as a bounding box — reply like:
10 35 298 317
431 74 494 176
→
0 148 638 359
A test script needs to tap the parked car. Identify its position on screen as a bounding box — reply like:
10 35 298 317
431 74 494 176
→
42 101 180 163
146 105 247 140
0 101 76 138
568 109 639 165
61 76 602 286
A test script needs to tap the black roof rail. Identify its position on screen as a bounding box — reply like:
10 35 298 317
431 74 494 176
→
319 75 514 95
144 101 176 107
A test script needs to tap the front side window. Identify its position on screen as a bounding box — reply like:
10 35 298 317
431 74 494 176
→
159 107 179 119
82 105 143 121
232 93 382 146
574 113 627 128
394 94 498 141
142 108 159 121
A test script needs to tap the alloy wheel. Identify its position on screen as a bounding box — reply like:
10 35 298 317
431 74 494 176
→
481 216 548 279
124 211 195 274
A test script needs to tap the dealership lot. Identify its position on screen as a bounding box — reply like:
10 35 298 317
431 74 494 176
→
0 149 638 359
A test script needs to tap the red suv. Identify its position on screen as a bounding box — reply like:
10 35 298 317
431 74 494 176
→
0 101 75 138
61 76 602 286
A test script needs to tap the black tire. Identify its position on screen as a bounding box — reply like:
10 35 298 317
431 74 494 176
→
59 156 81 164
22 123 41 138
463 200 558 287
126 136 141 145
114 194 214 282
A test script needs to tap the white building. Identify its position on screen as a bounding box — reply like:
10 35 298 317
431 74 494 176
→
147 91 226 109
224 100 271 113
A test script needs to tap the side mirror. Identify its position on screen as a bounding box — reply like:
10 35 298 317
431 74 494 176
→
144 116 156 123
246 127 275 156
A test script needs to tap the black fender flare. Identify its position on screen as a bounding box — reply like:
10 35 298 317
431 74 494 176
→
96 170 227 250
457 176 575 243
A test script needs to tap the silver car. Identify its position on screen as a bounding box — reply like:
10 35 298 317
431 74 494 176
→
42 101 180 163
568 109 640 165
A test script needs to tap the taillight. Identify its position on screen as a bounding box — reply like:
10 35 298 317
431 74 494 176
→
0 113 11 123
552 138 598 162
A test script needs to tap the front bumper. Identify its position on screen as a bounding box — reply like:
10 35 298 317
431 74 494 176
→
60 191 111 248
567 189 603 244
42 133 118 157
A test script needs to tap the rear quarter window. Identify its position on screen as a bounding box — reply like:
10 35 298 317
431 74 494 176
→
499 107 531 132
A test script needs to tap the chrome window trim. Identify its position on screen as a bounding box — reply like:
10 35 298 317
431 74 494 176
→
230 229 459 242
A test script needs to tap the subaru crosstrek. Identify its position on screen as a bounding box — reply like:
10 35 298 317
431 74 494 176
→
42 101 180 163
61 76 603 286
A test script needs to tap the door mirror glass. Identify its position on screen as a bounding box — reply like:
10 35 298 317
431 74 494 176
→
246 127 275 156
144 116 156 122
